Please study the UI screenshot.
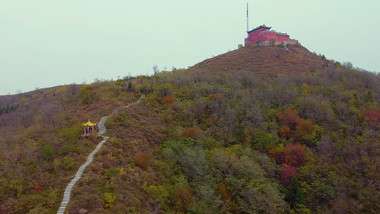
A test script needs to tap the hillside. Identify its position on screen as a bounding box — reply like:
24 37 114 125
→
1 45 380 214
188 45 328 77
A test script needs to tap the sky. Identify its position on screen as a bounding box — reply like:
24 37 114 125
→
1 0 379 95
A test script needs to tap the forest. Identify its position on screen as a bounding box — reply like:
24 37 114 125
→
0 45 379 213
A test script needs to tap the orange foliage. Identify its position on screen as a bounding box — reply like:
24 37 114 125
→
219 182 236 211
183 127 201 139
284 142 306 167
268 145 285 164
278 108 301 129
208 93 223 100
219 182 232 201
279 164 298 186
134 152 150 169
162 96 176 107
173 185 193 212
295 119 314 138
280 126 291 139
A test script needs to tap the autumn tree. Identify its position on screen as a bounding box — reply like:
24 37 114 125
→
162 95 176 107
363 109 380 125
279 164 298 186
269 142 306 167
278 108 301 130
295 119 314 139
183 127 201 139
172 185 194 212
134 152 151 169
284 142 306 167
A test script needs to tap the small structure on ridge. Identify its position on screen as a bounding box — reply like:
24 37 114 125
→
245 25 298 46
82 120 97 136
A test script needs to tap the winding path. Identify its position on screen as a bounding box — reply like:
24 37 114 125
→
57 96 143 214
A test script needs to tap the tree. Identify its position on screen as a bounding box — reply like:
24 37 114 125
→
287 177 304 208
363 109 380 125
279 164 298 186
253 131 277 151
79 85 95 104
162 96 176 107
41 144 54 161
278 108 301 130
295 119 314 139
284 142 306 167
280 126 291 139
134 152 151 169
152 65 159 74
269 144 285 164
183 127 201 139
172 185 194 212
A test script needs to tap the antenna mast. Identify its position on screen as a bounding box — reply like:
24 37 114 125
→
246 3 249 32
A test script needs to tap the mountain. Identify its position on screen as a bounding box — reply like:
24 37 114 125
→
0 44 379 214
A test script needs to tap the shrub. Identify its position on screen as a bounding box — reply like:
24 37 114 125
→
295 119 314 139
162 96 176 107
208 93 223 100
172 185 194 212
134 152 150 169
253 131 278 151
105 169 117 178
279 108 301 129
79 85 95 105
41 144 55 162
104 192 116 208
62 156 75 170
183 127 201 139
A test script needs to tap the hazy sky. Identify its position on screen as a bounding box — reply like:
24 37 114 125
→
1 0 379 95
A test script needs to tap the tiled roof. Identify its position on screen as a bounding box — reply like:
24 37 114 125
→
247 25 271 33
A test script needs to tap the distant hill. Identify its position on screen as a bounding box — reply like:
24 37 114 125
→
189 44 328 77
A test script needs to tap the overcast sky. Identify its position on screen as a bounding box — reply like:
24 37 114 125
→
1 0 379 95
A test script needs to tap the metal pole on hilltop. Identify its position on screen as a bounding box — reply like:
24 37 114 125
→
247 3 249 32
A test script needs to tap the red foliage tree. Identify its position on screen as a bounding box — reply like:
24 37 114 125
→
279 164 298 186
278 108 301 130
269 143 306 167
284 142 306 167
363 109 380 125
280 126 291 139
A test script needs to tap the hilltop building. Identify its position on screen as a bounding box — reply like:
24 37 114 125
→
245 25 298 46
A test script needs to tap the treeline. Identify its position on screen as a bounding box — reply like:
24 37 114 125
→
0 104 19 115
